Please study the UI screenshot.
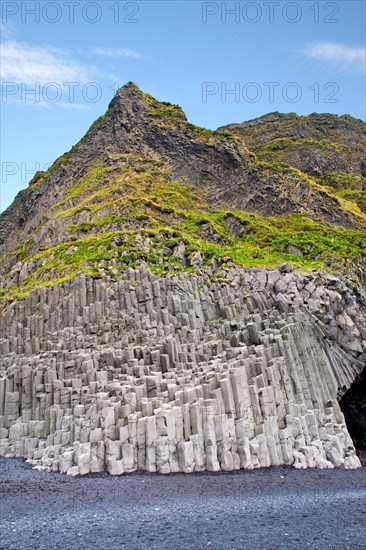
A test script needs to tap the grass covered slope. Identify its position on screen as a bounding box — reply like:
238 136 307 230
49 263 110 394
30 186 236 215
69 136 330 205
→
222 112 366 214
0 84 365 306
221 112 366 175
1 154 365 305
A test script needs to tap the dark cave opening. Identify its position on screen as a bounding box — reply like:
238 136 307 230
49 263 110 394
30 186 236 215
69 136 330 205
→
340 367 366 450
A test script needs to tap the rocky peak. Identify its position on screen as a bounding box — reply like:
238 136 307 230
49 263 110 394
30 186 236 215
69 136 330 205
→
114 80 143 97
0 84 365 293
105 81 148 129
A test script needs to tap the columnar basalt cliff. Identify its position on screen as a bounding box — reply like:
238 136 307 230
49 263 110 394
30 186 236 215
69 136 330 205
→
0 83 365 475
0 267 365 473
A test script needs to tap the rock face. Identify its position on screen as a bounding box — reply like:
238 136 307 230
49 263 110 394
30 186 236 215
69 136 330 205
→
221 112 366 178
0 85 364 277
0 266 364 474
0 83 365 475
222 112 366 217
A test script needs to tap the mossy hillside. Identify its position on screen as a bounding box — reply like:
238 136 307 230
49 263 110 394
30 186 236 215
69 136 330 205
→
253 159 366 224
53 153 364 229
49 155 207 227
337 191 366 214
320 172 366 192
1 157 365 304
253 136 351 160
224 112 366 149
2 214 364 304
46 153 365 237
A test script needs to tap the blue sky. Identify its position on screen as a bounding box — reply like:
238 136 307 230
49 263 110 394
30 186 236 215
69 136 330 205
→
1 0 365 212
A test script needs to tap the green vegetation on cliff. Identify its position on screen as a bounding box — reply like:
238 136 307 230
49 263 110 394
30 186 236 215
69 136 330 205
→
1 86 365 307
1 156 365 305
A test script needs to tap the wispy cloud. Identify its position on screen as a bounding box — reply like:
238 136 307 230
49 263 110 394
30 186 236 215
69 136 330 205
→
0 21 15 39
3 96 89 110
0 40 103 108
302 42 365 72
90 47 142 59
0 38 142 108
1 40 96 84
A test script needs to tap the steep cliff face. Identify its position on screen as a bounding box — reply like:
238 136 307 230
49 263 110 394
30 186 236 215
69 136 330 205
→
0 267 365 474
1 85 364 275
0 82 251 262
221 112 366 178
221 112 366 215
0 83 365 475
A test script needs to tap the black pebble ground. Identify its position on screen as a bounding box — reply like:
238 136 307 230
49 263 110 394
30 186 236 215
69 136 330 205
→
1 456 365 550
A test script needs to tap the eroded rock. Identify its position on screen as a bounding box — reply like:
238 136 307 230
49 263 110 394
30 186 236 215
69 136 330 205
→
0 267 364 475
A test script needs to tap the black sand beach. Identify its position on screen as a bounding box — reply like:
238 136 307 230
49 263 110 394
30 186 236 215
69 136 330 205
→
1 457 365 550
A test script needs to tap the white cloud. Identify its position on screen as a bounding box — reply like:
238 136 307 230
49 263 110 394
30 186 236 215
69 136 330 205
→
0 39 142 108
303 42 365 72
90 47 142 59
2 95 90 110
1 40 96 85
0 40 105 108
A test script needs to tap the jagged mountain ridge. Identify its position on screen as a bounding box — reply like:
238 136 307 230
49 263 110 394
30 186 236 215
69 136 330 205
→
0 83 365 305
1 84 365 253
221 112 366 214
221 111 366 177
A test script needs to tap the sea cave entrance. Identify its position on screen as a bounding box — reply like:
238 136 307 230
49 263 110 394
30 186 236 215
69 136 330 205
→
340 367 366 450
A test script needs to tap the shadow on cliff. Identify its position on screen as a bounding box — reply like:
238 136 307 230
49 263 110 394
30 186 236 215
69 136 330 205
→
340 366 366 452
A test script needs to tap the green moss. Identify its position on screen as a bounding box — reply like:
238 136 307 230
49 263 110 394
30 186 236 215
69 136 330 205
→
254 159 299 177
185 124 214 142
14 237 34 260
254 137 349 156
2 200 364 305
149 102 186 123
142 91 186 125
52 161 117 210
320 172 366 192
338 191 366 214
29 150 72 189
